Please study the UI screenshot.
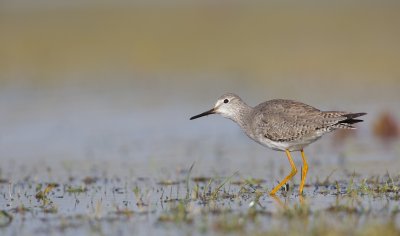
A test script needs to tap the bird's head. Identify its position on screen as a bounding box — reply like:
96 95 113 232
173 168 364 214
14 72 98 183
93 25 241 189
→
190 93 244 120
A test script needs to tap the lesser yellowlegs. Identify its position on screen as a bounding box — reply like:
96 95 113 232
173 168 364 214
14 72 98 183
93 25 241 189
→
190 93 366 195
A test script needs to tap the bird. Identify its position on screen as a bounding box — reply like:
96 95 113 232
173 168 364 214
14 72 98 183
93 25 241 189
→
190 93 366 195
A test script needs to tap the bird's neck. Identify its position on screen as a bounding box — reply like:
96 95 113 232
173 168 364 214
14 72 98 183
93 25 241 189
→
229 103 254 132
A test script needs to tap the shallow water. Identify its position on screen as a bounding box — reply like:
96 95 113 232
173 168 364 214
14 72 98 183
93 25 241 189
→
1 163 399 235
0 80 399 235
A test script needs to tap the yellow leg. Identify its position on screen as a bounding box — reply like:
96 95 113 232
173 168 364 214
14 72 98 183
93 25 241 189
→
270 150 297 195
299 149 309 195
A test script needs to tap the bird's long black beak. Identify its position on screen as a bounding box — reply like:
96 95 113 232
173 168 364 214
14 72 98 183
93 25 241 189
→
190 108 215 120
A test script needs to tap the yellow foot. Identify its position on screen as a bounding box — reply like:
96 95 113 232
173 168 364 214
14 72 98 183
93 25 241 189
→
270 150 297 195
299 150 309 195
271 195 285 208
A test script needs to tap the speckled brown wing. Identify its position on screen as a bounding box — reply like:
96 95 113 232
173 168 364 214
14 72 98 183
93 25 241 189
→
251 99 353 142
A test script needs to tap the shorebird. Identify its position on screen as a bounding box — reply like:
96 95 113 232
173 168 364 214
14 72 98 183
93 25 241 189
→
190 93 366 195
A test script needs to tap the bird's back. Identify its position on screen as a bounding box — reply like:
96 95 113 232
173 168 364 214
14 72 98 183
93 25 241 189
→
250 99 365 150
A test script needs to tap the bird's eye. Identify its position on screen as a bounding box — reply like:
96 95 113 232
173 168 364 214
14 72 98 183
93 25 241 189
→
223 99 229 104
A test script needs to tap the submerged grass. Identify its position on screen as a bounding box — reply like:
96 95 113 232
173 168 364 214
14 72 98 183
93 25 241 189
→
0 210 12 228
0 166 399 235
65 185 87 193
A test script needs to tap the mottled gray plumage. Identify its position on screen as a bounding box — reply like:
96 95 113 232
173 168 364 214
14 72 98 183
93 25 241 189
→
190 93 366 152
190 93 366 195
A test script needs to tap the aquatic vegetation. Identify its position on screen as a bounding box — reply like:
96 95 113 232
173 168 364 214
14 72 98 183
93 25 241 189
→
0 210 12 228
0 165 399 235
35 183 58 205
65 185 87 194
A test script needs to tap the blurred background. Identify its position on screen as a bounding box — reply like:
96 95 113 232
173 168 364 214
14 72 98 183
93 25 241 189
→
0 0 399 179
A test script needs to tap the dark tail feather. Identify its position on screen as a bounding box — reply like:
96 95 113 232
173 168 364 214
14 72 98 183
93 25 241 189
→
337 112 367 127
340 118 364 125
343 112 367 120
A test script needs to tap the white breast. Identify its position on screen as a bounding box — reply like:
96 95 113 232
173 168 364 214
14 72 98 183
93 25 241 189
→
256 136 322 152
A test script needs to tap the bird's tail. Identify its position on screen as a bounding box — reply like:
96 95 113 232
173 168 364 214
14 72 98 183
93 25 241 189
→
334 112 367 129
